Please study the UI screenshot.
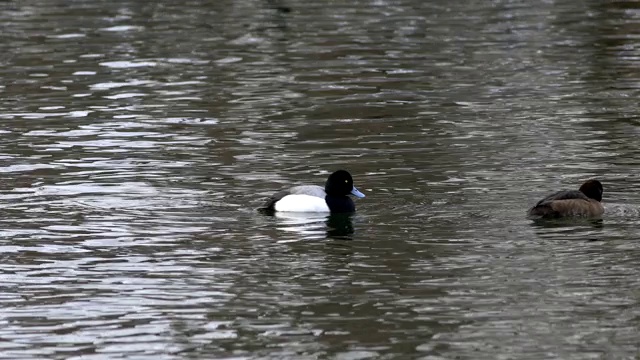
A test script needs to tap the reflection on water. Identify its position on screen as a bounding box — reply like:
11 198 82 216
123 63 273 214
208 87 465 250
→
2 0 640 359
273 212 332 241
325 214 355 240
271 212 356 241
530 218 605 242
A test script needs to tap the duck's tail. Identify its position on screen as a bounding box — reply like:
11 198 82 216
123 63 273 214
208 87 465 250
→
527 203 560 218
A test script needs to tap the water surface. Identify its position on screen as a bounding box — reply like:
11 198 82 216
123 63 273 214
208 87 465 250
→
2 0 640 359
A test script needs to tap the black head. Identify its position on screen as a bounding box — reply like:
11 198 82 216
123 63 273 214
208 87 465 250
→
579 180 603 202
325 170 356 196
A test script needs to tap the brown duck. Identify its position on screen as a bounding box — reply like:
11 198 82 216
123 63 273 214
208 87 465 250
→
528 180 604 218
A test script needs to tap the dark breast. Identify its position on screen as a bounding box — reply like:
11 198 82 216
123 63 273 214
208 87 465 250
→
325 195 355 213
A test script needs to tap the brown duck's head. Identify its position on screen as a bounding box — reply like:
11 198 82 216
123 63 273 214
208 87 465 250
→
579 180 603 202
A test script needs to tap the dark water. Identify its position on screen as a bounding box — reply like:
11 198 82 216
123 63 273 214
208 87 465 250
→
2 0 640 358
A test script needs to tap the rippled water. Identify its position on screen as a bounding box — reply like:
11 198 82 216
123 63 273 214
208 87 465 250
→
2 0 640 359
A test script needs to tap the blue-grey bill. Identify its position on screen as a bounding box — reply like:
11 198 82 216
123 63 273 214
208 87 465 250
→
351 187 365 198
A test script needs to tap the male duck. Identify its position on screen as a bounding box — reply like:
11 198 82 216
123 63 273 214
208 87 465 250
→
262 170 365 213
528 179 604 218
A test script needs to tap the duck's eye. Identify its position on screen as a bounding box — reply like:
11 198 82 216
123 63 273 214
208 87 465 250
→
345 180 348 183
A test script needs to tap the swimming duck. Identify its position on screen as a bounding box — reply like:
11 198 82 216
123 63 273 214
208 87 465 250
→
262 170 365 213
528 179 604 218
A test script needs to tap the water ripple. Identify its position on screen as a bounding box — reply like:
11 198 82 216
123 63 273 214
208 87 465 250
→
2 0 640 359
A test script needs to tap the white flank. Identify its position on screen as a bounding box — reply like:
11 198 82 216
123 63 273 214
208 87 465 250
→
274 194 330 212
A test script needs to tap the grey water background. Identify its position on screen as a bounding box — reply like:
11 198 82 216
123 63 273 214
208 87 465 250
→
1 0 640 359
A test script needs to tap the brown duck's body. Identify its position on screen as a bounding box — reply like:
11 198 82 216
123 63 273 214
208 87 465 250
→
528 180 604 218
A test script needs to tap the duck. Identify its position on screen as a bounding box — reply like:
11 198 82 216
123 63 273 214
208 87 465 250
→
527 179 604 218
262 170 365 213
